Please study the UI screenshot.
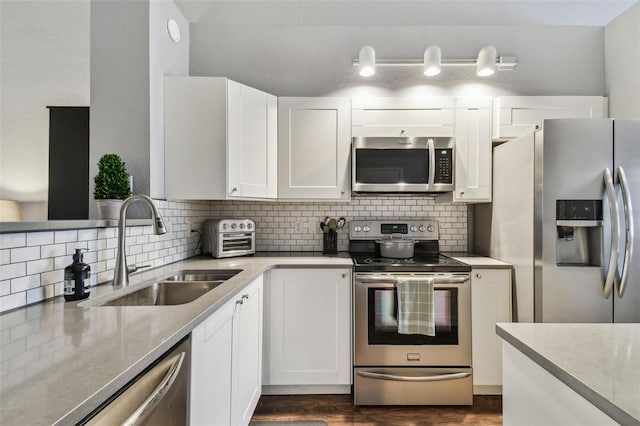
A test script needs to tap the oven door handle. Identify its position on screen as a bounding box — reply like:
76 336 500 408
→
357 370 471 382
357 276 469 285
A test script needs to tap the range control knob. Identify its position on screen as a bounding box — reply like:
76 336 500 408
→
363 225 371 232
239 223 245 229
418 225 426 232
410 225 417 232
222 223 229 230
427 225 435 232
354 226 362 232
247 222 253 229
231 223 237 230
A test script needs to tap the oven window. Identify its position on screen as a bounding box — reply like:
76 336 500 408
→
368 287 458 345
355 149 428 184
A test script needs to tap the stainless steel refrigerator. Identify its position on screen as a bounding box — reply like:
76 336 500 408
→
487 118 639 323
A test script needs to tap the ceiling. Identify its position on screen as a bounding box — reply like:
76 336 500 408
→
175 0 637 26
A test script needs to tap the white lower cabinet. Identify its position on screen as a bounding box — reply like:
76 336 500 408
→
190 276 263 426
263 268 352 393
471 268 512 394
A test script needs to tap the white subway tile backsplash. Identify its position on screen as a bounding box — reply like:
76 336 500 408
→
40 244 67 259
26 232 54 246
10 246 40 263
0 249 10 265
0 293 26 312
10 275 40 293
54 230 78 244
0 197 466 312
0 234 26 249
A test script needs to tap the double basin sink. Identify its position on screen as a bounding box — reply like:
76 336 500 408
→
98 269 242 307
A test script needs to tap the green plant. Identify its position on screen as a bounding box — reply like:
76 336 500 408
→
93 154 132 200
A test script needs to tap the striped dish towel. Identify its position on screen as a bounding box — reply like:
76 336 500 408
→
396 277 435 336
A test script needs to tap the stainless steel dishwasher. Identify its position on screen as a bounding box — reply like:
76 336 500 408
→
82 336 190 425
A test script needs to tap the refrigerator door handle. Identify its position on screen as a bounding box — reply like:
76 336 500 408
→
616 167 634 298
603 168 619 299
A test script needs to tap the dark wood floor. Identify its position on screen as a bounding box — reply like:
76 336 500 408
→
252 394 502 425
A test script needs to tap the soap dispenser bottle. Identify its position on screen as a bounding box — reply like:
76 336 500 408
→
64 249 91 301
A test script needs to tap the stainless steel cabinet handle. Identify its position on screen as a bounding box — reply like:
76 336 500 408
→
357 370 471 382
603 168 619 299
616 167 634 298
122 352 185 426
236 299 244 305
427 138 436 191
242 294 249 301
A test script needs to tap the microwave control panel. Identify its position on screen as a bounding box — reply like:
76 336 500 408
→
434 149 453 184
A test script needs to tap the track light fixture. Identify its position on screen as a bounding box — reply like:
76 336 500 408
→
423 45 442 76
358 46 376 77
354 45 517 77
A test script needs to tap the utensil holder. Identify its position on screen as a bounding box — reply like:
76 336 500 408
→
323 229 338 255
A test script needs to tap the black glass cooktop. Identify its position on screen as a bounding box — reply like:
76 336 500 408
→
349 240 470 272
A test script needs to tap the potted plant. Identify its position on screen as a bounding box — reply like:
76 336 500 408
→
94 154 132 220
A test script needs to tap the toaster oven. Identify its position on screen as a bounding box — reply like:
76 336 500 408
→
202 219 255 258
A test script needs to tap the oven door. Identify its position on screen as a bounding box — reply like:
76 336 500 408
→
351 137 454 193
354 272 471 367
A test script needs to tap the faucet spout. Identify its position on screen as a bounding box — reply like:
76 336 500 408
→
113 195 167 288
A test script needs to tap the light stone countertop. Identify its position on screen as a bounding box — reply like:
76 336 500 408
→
450 256 512 269
0 255 353 426
497 322 640 425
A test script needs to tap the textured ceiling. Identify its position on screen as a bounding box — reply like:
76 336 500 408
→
175 0 637 26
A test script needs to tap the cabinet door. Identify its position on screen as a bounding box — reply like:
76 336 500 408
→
228 81 277 199
493 96 608 140
471 268 512 394
454 98 492 203
267 269 351 386
190 299 234 426
278 97 351 199
164 76 228 200
352 97 454 137
231 276 263 426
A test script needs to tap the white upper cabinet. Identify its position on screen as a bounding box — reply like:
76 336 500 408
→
451 97 493 203
352 97 454 137
164 76 277 200
493 96 608 140
278 97 351 200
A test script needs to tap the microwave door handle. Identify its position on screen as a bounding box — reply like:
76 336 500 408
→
616 167 634 298
603 168 619 299
427 138 436 191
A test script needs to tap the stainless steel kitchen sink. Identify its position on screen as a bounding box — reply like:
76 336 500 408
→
97 269 243 306
163 269 242 282
99 281 225 306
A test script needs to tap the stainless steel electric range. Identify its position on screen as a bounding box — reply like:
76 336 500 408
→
350 220 473 406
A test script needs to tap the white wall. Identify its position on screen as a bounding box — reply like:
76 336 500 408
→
189 24 606 97
90 0 189 218
605 2 640 118
0 0 90 219
149 0 190 199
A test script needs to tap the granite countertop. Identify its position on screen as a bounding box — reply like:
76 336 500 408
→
0 254 353 426
497 322 640 425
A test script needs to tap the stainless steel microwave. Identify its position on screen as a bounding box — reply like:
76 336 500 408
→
352 136 455 194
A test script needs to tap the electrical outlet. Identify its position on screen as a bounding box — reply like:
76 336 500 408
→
294 221 304 233
187 220 193 234
308 219 319 233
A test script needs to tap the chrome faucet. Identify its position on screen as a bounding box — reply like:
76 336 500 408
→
113 194 167 287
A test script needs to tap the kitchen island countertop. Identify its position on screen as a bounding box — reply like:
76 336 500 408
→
497 322 640 425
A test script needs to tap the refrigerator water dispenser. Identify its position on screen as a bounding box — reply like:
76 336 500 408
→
555 200 603 266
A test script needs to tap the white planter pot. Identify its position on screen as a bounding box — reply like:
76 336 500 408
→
96 199 123 220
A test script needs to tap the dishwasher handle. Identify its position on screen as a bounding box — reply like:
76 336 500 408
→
122 351 186 426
